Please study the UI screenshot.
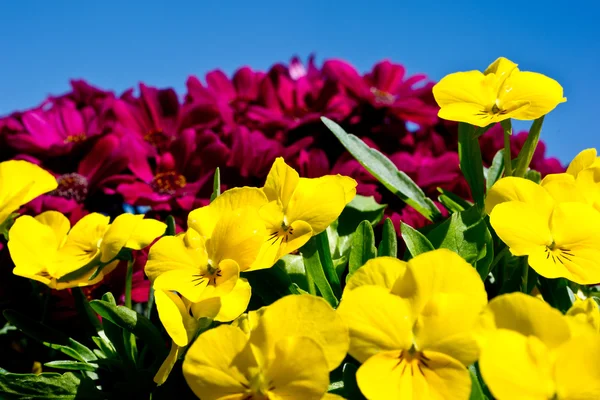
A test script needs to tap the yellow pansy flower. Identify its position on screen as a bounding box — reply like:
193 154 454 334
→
337 249 487 400
145 208 264 303
258 157 356 267
478 292 600 400
8 211 165 289
432 57 566 127
486 177 600 284
0 160 57 226
182 294 349 400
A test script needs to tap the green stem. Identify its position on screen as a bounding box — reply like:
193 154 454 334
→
521 258 529 293
489 246 510 272
146 286 155 319
501 120 513 177
125 259 134 309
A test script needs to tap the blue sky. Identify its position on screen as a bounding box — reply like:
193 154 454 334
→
0 0 598 162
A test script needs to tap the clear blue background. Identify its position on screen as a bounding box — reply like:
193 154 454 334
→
1 0 598 162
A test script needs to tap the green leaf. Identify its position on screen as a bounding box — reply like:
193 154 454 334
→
322 117 442 222
102 292 117 305
378 218 397 257
89 300 167 360
401 222 434 258
91 336 115 359
427 206 493 279
342 362 366 399
468 366 489 400
3 310 97 363
513 116 545 177
210 167 221 202
486 149 505 191
301 237 339 307
458 122 485 206
0 371 104 399
165 215 177 236
337 195 387 236
316 230 342 298
242 261 300 305
538 276 575 313
437 189 471 213
72 288 102 335
44 361 98 372
348 221 377 280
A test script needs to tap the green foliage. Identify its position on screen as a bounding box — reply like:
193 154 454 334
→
458 123 486 207
377 218 397 257
0 371 104 399
322 117 442 222
401 222 434 258
348 221 377 280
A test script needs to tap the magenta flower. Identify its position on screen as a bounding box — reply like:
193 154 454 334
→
247 59 354 134
7 99 103 156
323 59 439 126
115 128 228 212
186 67 265 128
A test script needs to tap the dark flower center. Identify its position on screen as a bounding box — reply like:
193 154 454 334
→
144 129 173 151
64 133 87 144
52 173 89 202
151 171 186 195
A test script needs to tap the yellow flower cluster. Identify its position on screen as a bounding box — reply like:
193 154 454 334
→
487 149 600 284
144 157 356 382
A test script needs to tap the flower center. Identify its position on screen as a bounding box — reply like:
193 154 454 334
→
151 172 186 195
394 348 430 377
64 133 87 144
144 129 173 151
544 245 574 266
241 373 274 400
370 87 396 105
52 173 89 202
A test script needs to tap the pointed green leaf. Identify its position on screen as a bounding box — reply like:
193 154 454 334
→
89 300 167 360
0 371 104 399
322 117 442 222
401 222 434 258
210 167 221 202
486 149 505 191
301 237 339 307
348 221 377 279
513 116 545 177
378 218 397 257
44 361 98 372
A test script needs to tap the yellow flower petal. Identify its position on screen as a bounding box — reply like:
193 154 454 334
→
489 201 552 256
34 211 70 244
100 214 165 263
183 325 255 400
286 176 355 234
153 341 180 385
153 270 208 303
145 234 208 282
344 256 408 294
0 160 57 225
356 349 471 400
554 334 600 400
266 336 329 400
155 290 198 347
250 294 349 371
542 178 588 204
206 209 267 271
337 286 413 363
394 249 487 365
263 157 300 208
188 187 268 238
501 71 566 121
479 330 555 400
549 202 600 284
567 148 597 177
485 177 554 218
484 57 519 82
433 70 496 127
277 220 313 258
191 278 252 323
9 215 61 284
478 293 570 349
